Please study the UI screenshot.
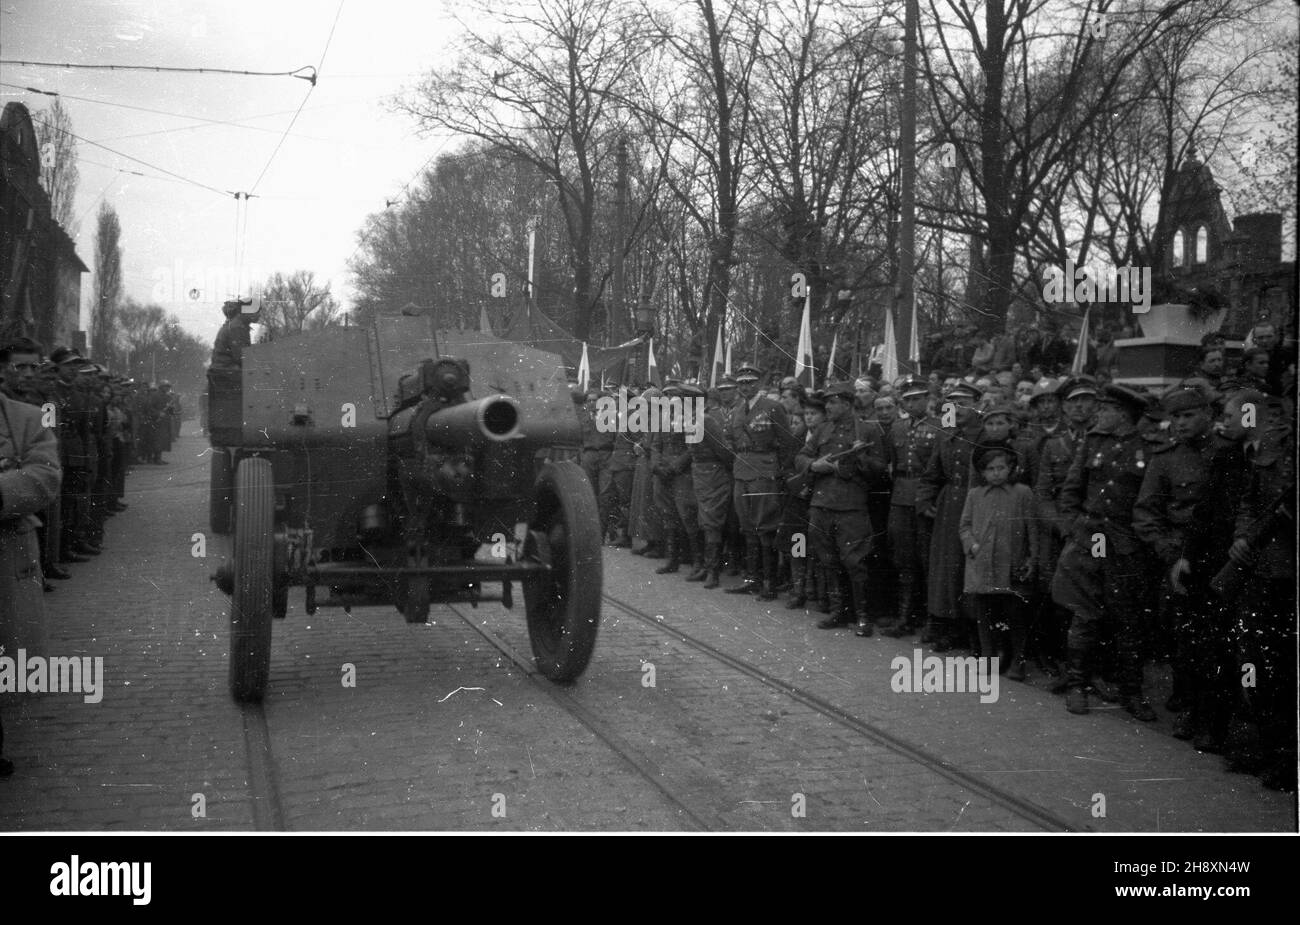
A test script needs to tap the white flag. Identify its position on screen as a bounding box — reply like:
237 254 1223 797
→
647 337 659 386
907 294 919 371
882 306 899 383
1071 307 1091 375
794 290 814 386
480 304 493 335
712 324 725 388
825 328 839 385
578 341 590 391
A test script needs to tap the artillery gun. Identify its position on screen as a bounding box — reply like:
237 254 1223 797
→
207 315 600 701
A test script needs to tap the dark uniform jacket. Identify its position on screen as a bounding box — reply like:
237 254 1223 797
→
1058 427 1149 555
1014 419 1063 489
728 395 795 480
1035 423 1089 536
211 318 252 370
689 412 732 466
579 405 615 452
0 394 63 534
650 424 691 479
1133 431 1246 569
886 414 941 507
1234 430 1296 580
796 417 886 511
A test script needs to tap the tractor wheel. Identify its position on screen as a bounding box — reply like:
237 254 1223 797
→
210 448 234 535
523 461 602 682
229 457 275 702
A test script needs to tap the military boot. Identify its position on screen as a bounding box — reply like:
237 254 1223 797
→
1065 647 1089 715
684 532 708 582
1119 654 1155 721
881 575 914 637
702 542 722 590
852 577 873 637
725 539 761 594
785 555 808 609
757 545 778 602
655 531 681 574
817 579 850 629
815 564 831 613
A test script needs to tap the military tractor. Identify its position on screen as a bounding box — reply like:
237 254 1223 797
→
207 314 601 701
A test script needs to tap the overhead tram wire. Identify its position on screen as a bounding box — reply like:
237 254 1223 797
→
246 0 346 197
0 59 318 84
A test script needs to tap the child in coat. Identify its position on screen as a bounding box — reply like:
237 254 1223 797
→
959 445 1038 680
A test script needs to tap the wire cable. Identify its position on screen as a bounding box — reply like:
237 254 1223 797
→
0 59 317 83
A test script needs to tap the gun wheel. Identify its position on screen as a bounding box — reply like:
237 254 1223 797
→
524 461 602 682
210 448 234 535
229 457 275 702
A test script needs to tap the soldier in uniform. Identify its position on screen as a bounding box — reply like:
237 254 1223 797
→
211 299 257 371
0 383 63 776
606 392 638 548
649 381 702 577
1225 393 1295 790
785 390 825 609
715 377 745 575
1051 384 1158 718
916 381 984 650
578 388 616 540
629 386 665 558
1134 388 1247 752
1033 377 1097 683
798 381 886 634
724 366 796 600
881 379 942 637
690 384 735 588
49 349 100 558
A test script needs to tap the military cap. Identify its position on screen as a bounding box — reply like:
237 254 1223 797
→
779 375 799 390
678 382 705 399
1161 387 1209 414
733 365 762 383
854 377 872 391
1096 383 1150 417
717 376 737 389
662 379 684 395
899 378 929 400
569 383 586 403
973 443 1019 472
803 390 827 410
823 381 856 401
49 346 82 365
1029 378 1062 404
980 400 1018 421
942 381 982 401
1059 376 1098 400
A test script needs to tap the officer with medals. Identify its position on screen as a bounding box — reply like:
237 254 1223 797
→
689 383 736 588
880 378 942 637
1051 384 1158 719
724 365 796 600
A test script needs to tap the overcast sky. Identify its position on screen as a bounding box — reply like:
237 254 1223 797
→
2 0 463 344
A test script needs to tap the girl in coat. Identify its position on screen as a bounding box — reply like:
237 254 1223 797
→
959 445 1038 680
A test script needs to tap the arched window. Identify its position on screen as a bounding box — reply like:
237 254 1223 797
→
1194 226 1208 264
1172 229 1186 268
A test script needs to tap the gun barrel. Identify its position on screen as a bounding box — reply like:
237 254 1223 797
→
423 395 522 449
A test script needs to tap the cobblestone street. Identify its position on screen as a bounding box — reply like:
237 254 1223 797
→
0 433 1293 832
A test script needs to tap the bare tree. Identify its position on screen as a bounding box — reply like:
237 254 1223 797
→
34 98 80 237
260 270 342 337
91 201 122 364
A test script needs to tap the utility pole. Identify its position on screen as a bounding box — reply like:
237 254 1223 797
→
898 0 918 377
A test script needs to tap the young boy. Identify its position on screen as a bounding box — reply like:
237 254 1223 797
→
959 445 1038 680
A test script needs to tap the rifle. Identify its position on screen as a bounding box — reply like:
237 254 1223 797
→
1210 477 1295 598
785 442 870 499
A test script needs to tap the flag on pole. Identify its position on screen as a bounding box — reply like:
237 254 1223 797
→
711 324 725 388
794 290 814 386
825 328 839 385
1071 307 1091 375
480 304 493 335
647 337 659 386
907 294 920 373
725 338 733 376
881 307 899 383
578 341 590 391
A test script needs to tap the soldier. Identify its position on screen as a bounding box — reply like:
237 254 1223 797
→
628 386 665 559
1033 377 1097 683
0 383 63 776
1051 384 1158 718
916 381 984 651
606 393 638 548
1225 393 1295 790
785 390 825 609
724 365 797 600
48 348 100 559
857 388 895 623
690 385 735 588
715 377 745 575
578 388 616 540
649 381 702 577
211 299 257 371
881 378 942 637
798 381 887 634
1134 387 1247 752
